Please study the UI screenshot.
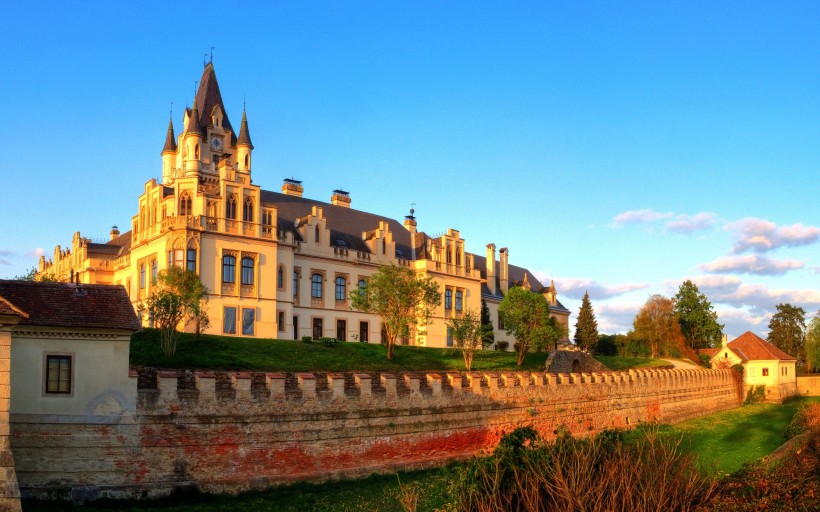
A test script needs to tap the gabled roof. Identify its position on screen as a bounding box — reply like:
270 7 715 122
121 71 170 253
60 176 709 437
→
0 281 139 332
260 189 414 258
194 62 235 145
0 296 27 318
725 331 796 362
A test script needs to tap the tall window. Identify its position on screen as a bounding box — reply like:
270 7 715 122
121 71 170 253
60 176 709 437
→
179 192 192 216
315 225 320 243
358 279 367 296
139 264 146 289
222 255 236 283
311 273 323 298
293 271 299 297
242 308 255 335
151 259 158 283
168 249 184 267
336 320 346 341
277 266 284 289
223 306 237 334
312 318 323 339
45 355 72 394
446 327 453 347
444 289 452 310
335 276 347 300
263 210 273 226
359 321 369 342
241 257 255 285
455 290 463 312
225 194 237 219
186 249 196 272
243 196 254 222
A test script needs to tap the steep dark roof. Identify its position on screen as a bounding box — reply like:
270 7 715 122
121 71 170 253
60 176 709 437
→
162 116 177 154
260 190 414 258
194 62 235 145
0 281 139 331
236 110 253 148
727 331 797 362
185 104 203 136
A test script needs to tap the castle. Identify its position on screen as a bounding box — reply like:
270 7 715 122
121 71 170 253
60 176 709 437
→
37 62 570 348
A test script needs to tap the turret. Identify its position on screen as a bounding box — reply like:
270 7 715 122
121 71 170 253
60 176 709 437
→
161 116 177 182
184 103 202 173
236 110 253 172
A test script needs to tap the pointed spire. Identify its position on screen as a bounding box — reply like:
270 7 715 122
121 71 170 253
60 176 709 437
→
162 116 177 154
186 102 202 136
237 110 254 148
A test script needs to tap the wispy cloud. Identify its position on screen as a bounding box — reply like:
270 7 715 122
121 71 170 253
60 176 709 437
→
716 308 772 339
683 275 820 316
595 301 643 334
546 276 649 301
725 218 820 254
664 212 717 234
612 208 673 227
700 255 804 276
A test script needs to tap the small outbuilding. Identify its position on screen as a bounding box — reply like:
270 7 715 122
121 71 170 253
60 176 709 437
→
711 331 797 403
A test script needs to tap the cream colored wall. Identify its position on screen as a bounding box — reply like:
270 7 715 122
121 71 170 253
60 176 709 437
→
711 347 743 368
10 329 135 416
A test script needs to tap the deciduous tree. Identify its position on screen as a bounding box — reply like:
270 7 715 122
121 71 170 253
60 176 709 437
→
574 291 599 352
806 315 820 373
632 295 686 358
350 264 441 360
141 266 209 357
480 299 495 347
447 308 492 371
498 287 556 366
673 280 723 349
768 303 807 365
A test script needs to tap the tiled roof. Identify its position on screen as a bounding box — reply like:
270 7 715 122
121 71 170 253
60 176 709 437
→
194 63 235 145
0 281 139 331
236 110 253 148
697 348 719 357
0 297 27 318
727 331 796 362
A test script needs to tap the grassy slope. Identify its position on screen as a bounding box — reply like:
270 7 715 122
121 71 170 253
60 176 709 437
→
662 396 820 475
594 355 672 371
130 329 551 372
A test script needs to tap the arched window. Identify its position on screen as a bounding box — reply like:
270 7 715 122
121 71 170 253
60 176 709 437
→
315 225 320 243
243 196 254 222
277 266 284 289
335 276 346 301
179 192 192 216
241 257 254 285
186 249 197 272
455 290 463 312
444 289 452 310
225 194 237 219
222 255 236 283
311 273 323 298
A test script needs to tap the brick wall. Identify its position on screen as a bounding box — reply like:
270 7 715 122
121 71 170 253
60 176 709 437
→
11 368 740 501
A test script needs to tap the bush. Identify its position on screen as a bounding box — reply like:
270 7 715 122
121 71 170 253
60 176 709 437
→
626 339 651 357
785 403 820 438
496 341 509 352
595 335 618 356
319 337 338 348
301 336 312 343
698 353 712 367
448 426 716 512
744 385 766 405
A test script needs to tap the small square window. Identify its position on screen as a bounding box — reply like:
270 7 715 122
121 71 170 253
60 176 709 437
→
45 354 72 395
762 368 769 377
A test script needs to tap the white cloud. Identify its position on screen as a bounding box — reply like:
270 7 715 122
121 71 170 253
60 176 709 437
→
700 255 805 276
715 308 771 340
612 208 673 227
595 301 643 334
547 277 649 301
664 212 717 234
725 218 820 254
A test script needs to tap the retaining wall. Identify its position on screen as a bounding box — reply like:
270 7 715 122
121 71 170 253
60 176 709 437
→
11 368 740 501
797 375 820 396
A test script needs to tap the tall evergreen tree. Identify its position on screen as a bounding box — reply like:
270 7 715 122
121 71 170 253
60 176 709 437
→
480 299 495 347
767 303 806 365
573 291 599 352
673 280 723 349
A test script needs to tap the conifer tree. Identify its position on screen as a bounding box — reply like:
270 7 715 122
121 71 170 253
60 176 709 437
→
673 280 723 349
573 291 599 352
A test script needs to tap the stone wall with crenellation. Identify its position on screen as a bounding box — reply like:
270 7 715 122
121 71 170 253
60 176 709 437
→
11 367 740 502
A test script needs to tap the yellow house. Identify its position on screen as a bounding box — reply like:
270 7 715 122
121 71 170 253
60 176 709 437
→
37 62 570 349
711 331 797 403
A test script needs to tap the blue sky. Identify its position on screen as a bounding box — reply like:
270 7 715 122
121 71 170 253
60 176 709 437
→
1 2 818 339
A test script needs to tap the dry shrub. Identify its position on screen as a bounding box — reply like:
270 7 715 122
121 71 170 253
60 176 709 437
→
448 426 716 512
396 476 420 512
785 403 820 439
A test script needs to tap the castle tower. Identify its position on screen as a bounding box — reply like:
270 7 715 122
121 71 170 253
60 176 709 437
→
183 101 203 174
161 116 177 183
236 110 254 172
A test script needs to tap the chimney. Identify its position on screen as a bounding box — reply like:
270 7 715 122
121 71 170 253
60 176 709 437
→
110 225 120 241
331 189 351 208
486 244 496 295
282 178 304 197
722 334 728 347
499 247 509 293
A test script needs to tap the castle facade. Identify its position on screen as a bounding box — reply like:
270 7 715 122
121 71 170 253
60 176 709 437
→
38 63 570 348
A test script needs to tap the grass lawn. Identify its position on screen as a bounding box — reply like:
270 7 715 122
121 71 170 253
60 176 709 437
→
594 355 672 371
21 466 457 512
130 329 551 372
661 396 820 475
